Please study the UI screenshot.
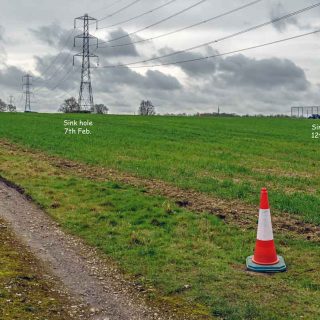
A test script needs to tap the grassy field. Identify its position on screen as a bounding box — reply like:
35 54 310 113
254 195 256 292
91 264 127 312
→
0 219 73 320
0 113 319 224
0 113 319 319
0 142 319 320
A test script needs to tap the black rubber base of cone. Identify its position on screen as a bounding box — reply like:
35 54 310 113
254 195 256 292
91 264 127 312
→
246 255 287 273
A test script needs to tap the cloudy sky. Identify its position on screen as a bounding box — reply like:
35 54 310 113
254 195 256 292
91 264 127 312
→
0 0 320 114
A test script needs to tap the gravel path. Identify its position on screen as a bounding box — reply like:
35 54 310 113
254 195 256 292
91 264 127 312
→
0 180 176 320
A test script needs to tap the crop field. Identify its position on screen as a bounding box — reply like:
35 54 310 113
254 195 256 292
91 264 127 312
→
0 113 319 319
0 113 320 223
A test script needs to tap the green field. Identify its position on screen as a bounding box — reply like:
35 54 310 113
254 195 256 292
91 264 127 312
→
0 113 319 223
0 113 319 319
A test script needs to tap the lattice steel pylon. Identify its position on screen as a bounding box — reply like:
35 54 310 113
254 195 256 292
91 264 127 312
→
9 96 14 106
73 14 99 112
22 74 32 112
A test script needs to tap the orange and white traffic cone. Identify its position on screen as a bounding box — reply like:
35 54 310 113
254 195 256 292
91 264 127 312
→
246 188 286 273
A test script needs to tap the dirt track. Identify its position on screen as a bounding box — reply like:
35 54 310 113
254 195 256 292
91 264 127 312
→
0 180 180 320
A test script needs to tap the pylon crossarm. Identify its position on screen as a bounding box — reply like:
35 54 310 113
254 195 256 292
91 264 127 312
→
74 34 98 39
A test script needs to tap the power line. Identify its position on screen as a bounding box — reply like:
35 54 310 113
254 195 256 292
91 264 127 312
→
33 65 78 104
33 29 86 95
34 29 76 82
96 2 320 67
42 52 73 83
31 2 319 109
57 87 78 101
89 0 127 16
39 1 316 90
17 93 24 111
45 48 101 99
34 0 257 94
34 26 97 94
33 21 98 103
33 52 75 95
96 0 208 44
93 29 320 69
35 51 99 100
32 26 96 96
34 52 80 98
98 0 178 29
52 66 79 92
97 0 262 49
40 64 74 93
56 82 79 99
97 0 142 23
33 64 79 106
33 44 99 100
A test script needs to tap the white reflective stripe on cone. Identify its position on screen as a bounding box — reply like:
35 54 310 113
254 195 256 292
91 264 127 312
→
257 209 274 241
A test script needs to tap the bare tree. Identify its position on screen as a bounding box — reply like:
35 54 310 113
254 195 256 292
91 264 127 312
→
59 97 80 113
7 104 17 112
0 99 7 112
138 100 156 116
92 104 109 114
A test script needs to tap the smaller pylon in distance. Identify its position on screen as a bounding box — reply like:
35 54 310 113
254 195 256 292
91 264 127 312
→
22 74 33 113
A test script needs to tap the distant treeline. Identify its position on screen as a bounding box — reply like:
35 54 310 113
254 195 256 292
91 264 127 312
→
0 98 16 112
162 112 291 118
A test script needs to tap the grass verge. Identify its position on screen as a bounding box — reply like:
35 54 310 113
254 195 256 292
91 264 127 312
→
0 142 319 320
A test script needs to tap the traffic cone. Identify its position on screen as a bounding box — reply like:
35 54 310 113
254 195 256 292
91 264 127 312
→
246 188 286 273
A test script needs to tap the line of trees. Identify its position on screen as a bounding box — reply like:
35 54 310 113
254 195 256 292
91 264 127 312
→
59 98 158 116
0 98 17 112
58 97 109 114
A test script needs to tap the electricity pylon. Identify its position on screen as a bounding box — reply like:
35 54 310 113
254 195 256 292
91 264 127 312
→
22 74 33 112
9 96 14 106
73 14 99 112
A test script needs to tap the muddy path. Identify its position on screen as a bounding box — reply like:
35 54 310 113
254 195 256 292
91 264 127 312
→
0 218 80 320
0 181 187 320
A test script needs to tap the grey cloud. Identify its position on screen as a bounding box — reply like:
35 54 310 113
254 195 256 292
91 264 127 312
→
30 24 140 62
157 46 218 77
0 25 4 42
94 65 181 93
30 47 311 115
144 70 181 90
34 52 70 75
95 66 143 90
0 65 26 89
33 51 78 90
155 44 309 92
270 2 299 32
0 25 6 64
218 55 309 91
1 0 319 115
30 23 74 49
98 28 140 57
